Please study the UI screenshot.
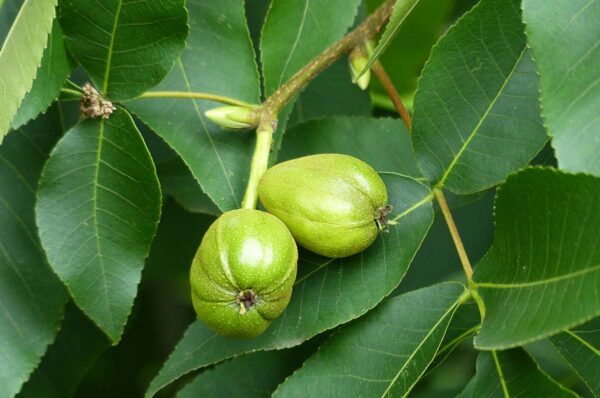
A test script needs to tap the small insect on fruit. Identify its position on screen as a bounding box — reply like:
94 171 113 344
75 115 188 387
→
258 154 391 258
190 209 297 338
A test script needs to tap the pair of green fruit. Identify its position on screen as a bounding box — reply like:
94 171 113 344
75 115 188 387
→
190 154 390 338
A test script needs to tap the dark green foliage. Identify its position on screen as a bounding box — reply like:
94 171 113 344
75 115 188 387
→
0 0 597 396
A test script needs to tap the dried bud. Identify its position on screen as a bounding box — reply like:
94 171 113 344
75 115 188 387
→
205 106 258 130
80 83 116 119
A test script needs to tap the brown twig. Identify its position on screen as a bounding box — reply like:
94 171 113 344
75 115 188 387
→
371 60 412 131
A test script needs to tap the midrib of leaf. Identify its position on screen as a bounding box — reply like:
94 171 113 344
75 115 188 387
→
293 258 335 285
475 263 600 289
103 0 123 94
177 59 239 208
91 119 115 333
491 351 510 397
436 47 527 188
275 0 310 88
389 192 433 222
380 296 462 398
564 329 600 356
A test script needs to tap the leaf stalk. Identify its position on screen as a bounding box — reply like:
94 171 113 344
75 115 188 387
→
137 91 259 108
433 188 474 283
371 60 412 131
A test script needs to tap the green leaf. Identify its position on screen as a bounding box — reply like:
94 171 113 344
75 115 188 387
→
287 58 371 127
273 283 465 397
18 303 110 398
36 108 162 343
0 0 57 144
522 0 600 177
145 173 433 397
177 349 311 398
58 0 188 101
0 109 67 398
474 168 600 349
260 0 361 95
412 0 548 194
11 21 72 129
157 158 220 217
127 0 260 212
457 349 576 397
279 116 419 177
357 0 421 77
549 317 600 397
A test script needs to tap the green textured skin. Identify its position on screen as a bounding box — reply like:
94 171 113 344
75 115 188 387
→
190 209 298 338
258 154 388 258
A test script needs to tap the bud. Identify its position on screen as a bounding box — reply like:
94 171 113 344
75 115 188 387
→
205 106 258 129
349 40 375 90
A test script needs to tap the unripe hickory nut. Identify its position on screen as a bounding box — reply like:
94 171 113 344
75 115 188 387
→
258 154 390 258
190 209 298 338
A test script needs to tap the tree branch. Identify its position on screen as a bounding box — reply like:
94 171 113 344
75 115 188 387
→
257 0 396 125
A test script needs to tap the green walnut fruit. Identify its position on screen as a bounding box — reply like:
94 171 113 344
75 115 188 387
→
258 154 390 258
190 209 297 338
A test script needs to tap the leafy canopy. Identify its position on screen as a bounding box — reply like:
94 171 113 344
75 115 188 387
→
0 0 598 397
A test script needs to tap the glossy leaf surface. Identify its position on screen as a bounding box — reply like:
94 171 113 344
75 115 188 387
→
474 168 600 349
36 109 162 342
412 0 547 194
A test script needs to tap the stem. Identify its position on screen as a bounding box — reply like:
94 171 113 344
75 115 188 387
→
433 188 474 282
371 60 412 131
60 88 83 98
138 91 259 108
259 0 396 124
240 0 396 210
241 122 274 209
